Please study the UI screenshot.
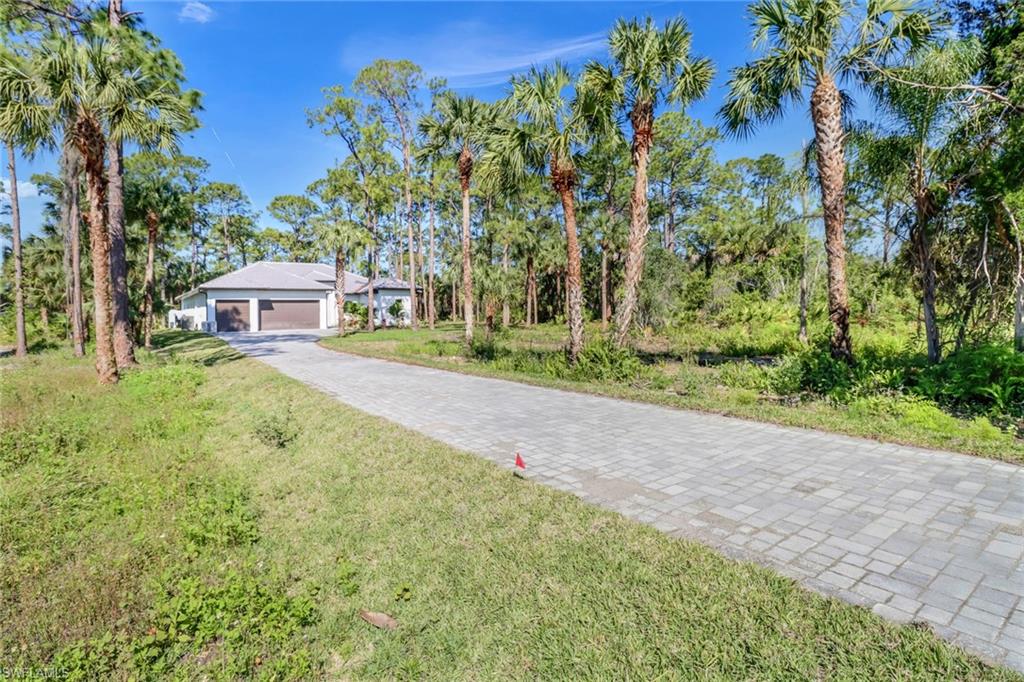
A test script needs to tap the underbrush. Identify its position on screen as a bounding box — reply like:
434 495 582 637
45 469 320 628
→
0 348 320 679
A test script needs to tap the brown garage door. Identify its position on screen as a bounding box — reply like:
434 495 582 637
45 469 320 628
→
215 300 250 332
259 299 319 330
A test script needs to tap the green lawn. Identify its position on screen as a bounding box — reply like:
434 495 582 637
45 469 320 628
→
320 322 1024 464
1 331 1018 680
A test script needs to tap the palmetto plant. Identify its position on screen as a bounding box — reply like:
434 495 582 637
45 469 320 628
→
419 91 491 345
580 17 714 346
720 0 939 363
0 35 193 383
483 64 589 363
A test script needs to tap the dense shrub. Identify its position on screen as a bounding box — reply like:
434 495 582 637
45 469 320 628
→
910 344 1024 419
468 337 669 389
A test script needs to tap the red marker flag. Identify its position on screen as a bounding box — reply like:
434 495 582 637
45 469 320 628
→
514 452 526 470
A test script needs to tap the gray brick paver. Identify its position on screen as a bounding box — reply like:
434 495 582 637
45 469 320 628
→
222 331 1024 672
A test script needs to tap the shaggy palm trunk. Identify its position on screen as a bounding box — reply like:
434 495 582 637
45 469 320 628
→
810 73 853 363
107 136 134 364
61 143 86 356
502 242 511 327
459 147 475 345
427 171 436 328
107 0 134 367
77 119 118 384
614 103 654 346
142 210 158 349
553 164 584 364
335 250 347 336
6 143 27 357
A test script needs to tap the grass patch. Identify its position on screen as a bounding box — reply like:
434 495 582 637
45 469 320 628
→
320 323 1023 464
1 331 1018 679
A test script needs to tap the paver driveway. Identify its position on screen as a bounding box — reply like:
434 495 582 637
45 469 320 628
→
221 330 1024 671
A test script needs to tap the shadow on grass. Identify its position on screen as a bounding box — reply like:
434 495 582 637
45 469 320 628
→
150 330 244 366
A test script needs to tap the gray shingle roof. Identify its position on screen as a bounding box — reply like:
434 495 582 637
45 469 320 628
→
193 261 413 295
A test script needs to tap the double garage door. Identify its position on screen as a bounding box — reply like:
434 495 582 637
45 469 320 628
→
215 299 319 332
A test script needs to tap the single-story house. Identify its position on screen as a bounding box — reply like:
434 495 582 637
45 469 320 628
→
171 261 416 332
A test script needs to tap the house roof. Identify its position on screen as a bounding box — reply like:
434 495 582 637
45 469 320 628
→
180 261 415 299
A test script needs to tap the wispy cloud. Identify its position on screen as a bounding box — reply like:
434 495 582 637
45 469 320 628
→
179 1 215 24
341 21 607 88
1 179 39 199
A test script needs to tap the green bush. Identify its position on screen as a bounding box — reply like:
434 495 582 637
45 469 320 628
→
344 301 368 327
911 344 1024 419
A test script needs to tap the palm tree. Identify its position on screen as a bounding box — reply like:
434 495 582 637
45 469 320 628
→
309 168 373 336
102 16 197 367
483 64 588 362
581 17 714 345
0 46 36 358
868 40 982 363
0 35 192 383
720 0 939 363
3 140 27 357
125 152 185 349
419 91 491 345
60 140 86 356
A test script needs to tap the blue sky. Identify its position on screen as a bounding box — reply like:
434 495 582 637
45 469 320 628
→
9 1 830 237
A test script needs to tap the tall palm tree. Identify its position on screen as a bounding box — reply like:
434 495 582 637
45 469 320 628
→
581 17 714 345
0 35 192 383
309 167 373 336
3 140 27 357
419 92 491 345
868 40 982 363
101 14 197 367
0 46 36 358
483 64 588 363
720 0 939 363
60 140 86 356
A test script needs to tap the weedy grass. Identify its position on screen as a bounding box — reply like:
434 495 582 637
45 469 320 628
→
321 322 1023 464
1 331 1019 679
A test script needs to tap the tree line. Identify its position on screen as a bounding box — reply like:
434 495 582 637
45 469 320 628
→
1 0 1021 384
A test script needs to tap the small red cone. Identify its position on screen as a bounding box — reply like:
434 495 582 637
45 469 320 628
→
514 452 526 470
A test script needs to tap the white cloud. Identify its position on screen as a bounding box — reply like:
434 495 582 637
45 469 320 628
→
179 1 214 24
341 22 607 88
0 179 39 199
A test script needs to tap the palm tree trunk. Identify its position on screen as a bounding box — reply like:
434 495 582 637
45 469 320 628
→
142 210 158 349
459 147 475 345
77 121 118 384
6 143 27 357
614 104 654 347
554 167 584 364
427 171 436 328
502 242 511 327
810 73 853 363
107 135 134 366
61 142 86 357
336 249 347 336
